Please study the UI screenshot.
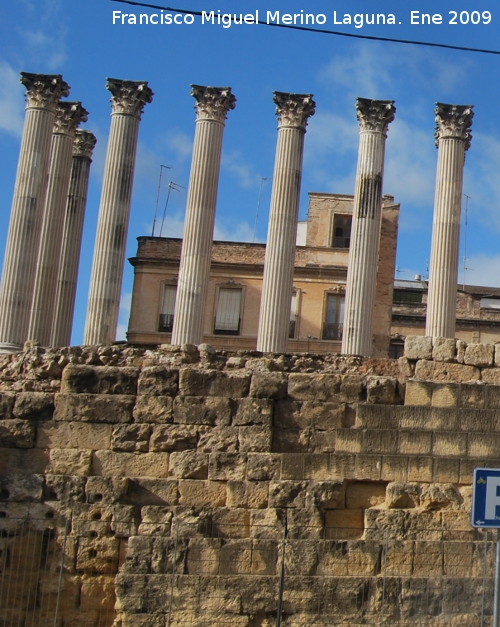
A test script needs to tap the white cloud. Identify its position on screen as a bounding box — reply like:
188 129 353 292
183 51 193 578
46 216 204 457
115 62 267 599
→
214 220 255 242
222 151 258 189
0 61 24 137
167 131 193 162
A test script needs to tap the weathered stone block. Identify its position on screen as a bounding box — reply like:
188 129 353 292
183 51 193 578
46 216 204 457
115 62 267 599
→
149 424 198 452
432 432 467 457
37 422 113 450
173 396 231 426
62 364 139 394
86 476 129 504
280 453 305 480
137 366 179 396
335 429 362 453
0 392 15 418
268 481 306 508
126 478 178 506
186 538 222 575
287 374 341 401
208 453 247 481
12 392 54 420
432 337 456 363
385 481 420 508
0 419 35 448
464 343 494 367
232 398 273 426
329 454 356 481
414 360 480 383
309 430 336 453
354 455 382 481
399 430 432 455
198 426 239 452
431 383 459 407
433 458 460 483
407 456 434 482
0 448 49 475
212 507 251 538
92 451 169 478
404 336 432 360
249 372 287 400
468 433 500 458
238 426 272 452
178 480 226 507
404 380 432 406
45 471 84 505
76 536 123 573
366 376 400 405
324 509 364 537
286 508 323 538
250 508 285 539
111 424 151 452
227 481 268 509
420 483 462 511
346 481 386 509
361 430 398 455
0 473 44 502
179 369 250 397
47 448 92 476
54 394 135 423
303 454 331 480
246 453 281 481
139 506 172 535
484 385 500 409
133 395 173 423
306 480 344 509
460 383 485 408
168 451 208 479
381 455 408 482
272 427 311 453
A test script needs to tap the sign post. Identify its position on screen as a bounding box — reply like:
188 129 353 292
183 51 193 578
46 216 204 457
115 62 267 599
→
471 468 500 627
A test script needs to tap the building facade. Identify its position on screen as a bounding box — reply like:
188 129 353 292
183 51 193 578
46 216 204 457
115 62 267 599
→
128 192 399 355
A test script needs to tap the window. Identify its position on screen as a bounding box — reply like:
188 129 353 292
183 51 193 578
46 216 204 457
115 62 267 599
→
158 284 176 332
289 291 298 339
332 214 352 248
393 289 422 304
389 340 405 359
322 294 345 340
214 288 242 335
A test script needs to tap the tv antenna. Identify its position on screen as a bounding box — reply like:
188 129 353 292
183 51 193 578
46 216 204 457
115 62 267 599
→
159 181 185 237
462 194 472 289
253 177 272 243
152 165 172 237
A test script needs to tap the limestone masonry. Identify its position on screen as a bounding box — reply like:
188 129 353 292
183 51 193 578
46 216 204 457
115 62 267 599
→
2 337 500 625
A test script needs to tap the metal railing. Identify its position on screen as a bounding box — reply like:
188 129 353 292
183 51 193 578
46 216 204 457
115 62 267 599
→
0 516 497 627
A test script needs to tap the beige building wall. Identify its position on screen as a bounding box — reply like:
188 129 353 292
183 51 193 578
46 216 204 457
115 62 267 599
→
128 192 400 355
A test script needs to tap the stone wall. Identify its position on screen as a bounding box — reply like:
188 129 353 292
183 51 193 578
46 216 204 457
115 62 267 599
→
1 338 500 625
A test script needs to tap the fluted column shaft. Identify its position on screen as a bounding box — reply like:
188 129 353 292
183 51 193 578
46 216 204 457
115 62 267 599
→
52 130 96 347
257 92 315 353
171 85 236 346
84 79 153 345
29 102 88 345
342 98 396 357
0 73 69 352
426 103 473 339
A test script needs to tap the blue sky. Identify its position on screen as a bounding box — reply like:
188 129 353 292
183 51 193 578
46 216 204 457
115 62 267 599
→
1 0 500 343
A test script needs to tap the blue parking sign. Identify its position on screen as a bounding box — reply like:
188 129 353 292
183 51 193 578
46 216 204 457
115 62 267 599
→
471 468 500 528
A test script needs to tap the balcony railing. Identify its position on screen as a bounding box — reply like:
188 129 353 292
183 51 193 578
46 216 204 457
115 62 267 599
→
158 313 174 333
322 322 343 340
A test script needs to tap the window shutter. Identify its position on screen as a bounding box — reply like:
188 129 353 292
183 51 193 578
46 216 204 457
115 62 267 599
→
215 288 242 332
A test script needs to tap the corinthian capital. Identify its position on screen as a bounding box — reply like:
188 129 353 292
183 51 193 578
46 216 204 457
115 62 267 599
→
356 98 396 134
73 129 97 160
191 85 236 122
21 72 70 111
107 78 153 119
273 92 316 129
434 103 473 150
54 101 89 136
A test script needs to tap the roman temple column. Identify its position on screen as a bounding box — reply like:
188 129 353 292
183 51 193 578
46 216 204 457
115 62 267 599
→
28 101 88 345
84 78 153 345
170 85 236 346
52 130 97 347
0 73 69 353
256 92 315 353
342 98 396 357
425 103 473 339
